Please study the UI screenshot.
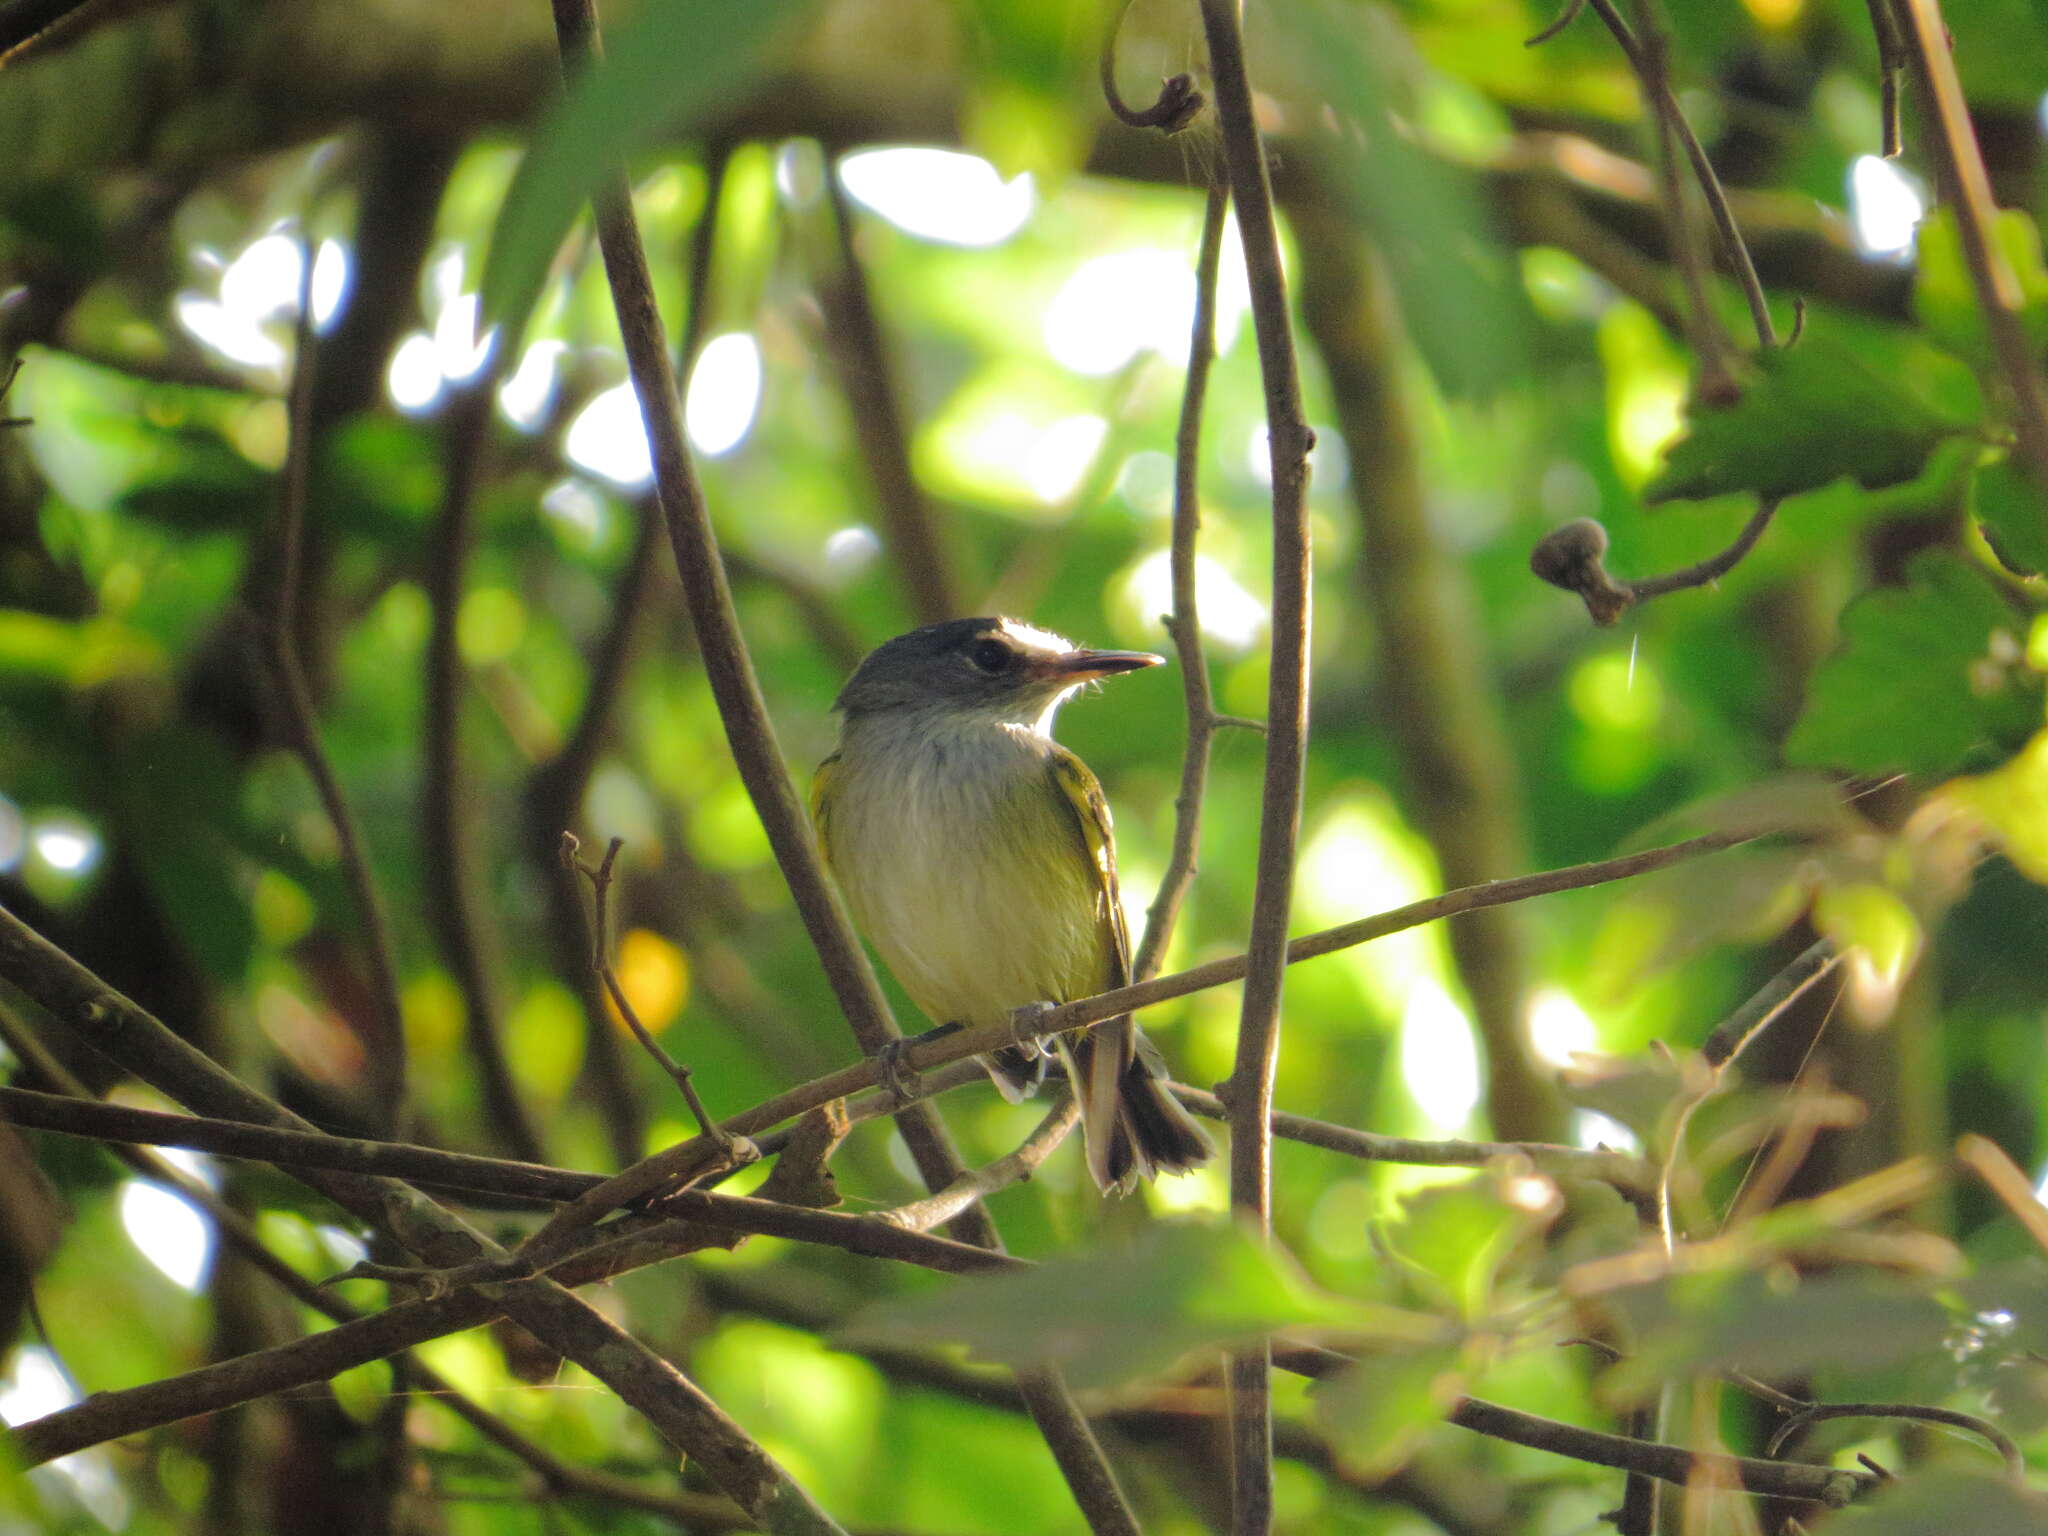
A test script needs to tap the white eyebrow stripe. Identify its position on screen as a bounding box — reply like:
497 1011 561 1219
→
997 618 1073 654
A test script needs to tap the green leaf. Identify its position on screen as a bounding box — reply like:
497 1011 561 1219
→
1835 1469 2048 1534
1971 455 2048 579
1916 205 2048 370
1645 330 1980 504
1943 728 2048 884
1605 1270 1951 1402
841 1221 1415 1390
480 0 806 338
1314 1341 1469 1478
1787 551 2044 778
1811 882 1922 993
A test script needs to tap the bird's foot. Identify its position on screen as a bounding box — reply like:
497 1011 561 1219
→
1008 999 1058 1055
875 1022 961 1103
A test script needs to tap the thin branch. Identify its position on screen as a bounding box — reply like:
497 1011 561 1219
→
543 2 1136 1527
1100 0 1205 133
1132 179 1228 985
1582 0 1777 351
422 368 547 1163
1766 1401 2025 1480
563 834 735 1146
877 1095 1081 1234
1197 0 1317 1524
1657 939 1842 1249
1893 0 2048 498
0 1026 746 1532
0 901 846 1534
1529 499 1781 627
260 270 410 1133
1864 0 1907 158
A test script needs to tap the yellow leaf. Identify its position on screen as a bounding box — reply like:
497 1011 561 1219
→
615 928 689 1035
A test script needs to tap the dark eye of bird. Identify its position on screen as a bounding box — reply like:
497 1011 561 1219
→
967 638 1014 674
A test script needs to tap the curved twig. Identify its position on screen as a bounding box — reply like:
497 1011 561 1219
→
1766 1401 2025 1481
1100 0 1205 133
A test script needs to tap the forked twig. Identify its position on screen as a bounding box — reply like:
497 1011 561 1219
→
560 833 728 1151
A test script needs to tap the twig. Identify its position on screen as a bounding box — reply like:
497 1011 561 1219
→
1957 1133 2048 1254
818 169 959 623
544 2 1137 1528
562 834 731 1148
878 1096 1081 1234
1893 0 2048 498
259 252 409 1133
0 900 846 1533
1132 178 1229 984
0 1025 745 1532
1582 0 1777 351
1657 939 1842 1249
1524 0 1588 47
1864 0 1907 158
1765 1400 2025 1480
1611 0 1737 397
1100 0 1205 133
422 369 547 1164
1197 0 1317 1523
1529 499 1781 627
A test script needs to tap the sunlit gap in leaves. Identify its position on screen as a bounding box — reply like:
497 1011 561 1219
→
837 147 1034 247
118 1148 217 1293
1849 155 1925 260
563 333 762 488
1526 988 1636 1150
0 1347 131 1528
500 339 568 431
822 524 881 580
30 814 100 878
1298 797 1482 1134
386 247 497 416
1041 240 1250 375
1121 548 1267 651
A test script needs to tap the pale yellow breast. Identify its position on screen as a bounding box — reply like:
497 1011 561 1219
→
824 720 1113 1030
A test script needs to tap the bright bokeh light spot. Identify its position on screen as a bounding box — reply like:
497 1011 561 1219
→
1027 414 1107 503
31 818 99 875
1568 650 1664 733
1123 548 1267 651
432 292 494 383
1117 450 1175 517
566 381 653 488
1297 800 1445 1020
1741 0 1802 29
0 793 23 872
1044 249 1197 375
310 238 349 330
221 233 304 326
1527 986 1597 1069
1400 980 1481 1130
176 293 287 373
0 1345 75 1424
499 339 566 431
1849 154 1924 258
838 148 1033 246
823 524 881 577
387 332 444 414
1573 1109 1639 1152
686 332 763 457
120 1177 214 1291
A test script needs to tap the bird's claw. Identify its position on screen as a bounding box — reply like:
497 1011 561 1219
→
875 1037 919 1103
1009 999 1057 1055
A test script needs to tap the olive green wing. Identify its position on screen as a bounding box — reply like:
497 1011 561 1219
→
1045 745 1131 992
809 751 841 870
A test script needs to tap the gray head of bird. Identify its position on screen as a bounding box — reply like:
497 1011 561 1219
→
835 616 1163 732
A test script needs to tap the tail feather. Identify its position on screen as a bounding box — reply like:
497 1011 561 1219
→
981 1042 1047 1103
1065 1019 1214 1194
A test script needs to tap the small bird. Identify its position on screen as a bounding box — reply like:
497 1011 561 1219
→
812 616 1214 1193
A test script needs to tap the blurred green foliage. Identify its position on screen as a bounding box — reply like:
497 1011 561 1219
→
2 0 2048 1531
